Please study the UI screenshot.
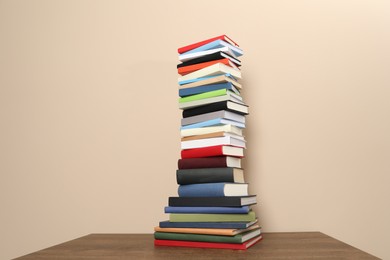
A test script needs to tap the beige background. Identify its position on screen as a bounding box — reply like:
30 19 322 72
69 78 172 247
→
1 0 389 259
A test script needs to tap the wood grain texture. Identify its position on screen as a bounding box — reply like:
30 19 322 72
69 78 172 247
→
15 232 379 260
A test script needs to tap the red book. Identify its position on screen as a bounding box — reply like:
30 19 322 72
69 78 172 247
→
178 35 239 54
178 156 241 169
181 145 244 159
178 58 239 76
154 235 262 250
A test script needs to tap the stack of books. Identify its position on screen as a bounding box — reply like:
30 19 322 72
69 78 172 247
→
154 35 261 250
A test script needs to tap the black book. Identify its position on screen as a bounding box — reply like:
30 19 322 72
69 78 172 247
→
182 101 249 118
177 167 244 185
177 51 241 68
168 195 257 207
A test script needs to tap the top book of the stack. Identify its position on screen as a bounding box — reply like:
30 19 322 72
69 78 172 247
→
178 35 243 62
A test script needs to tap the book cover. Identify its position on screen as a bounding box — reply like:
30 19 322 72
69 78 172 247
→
178 183 248 197
181 136 246 149
181 39 243 57
178 58 239 75
179 46 237 62
178 63 241 82
179 82 239 98
181 132 243 142
164 206 250 214
181 110 245 126
180 125 243 137
159 219 258 229
176 167 244 185
154 229 261 243
154 235 262 250
180 118 245 130
178 35 239 54
177 51 241 68
168 195 257 207
154 224 260 236
178 156 241 169
181 145 244 158
179 89 240 103
182 101 249 117
179 74 241 89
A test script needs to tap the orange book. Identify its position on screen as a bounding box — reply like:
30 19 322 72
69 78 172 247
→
178 58 239 76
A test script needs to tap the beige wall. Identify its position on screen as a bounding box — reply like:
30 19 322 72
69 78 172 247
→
1 0 389 259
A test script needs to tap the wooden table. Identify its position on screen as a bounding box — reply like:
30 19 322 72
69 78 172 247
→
16 232 379 259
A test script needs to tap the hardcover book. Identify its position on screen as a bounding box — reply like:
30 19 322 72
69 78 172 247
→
164 206 250 214
154 236 262 250
154 224 260 236
178 35 239 54
176 167 244 185
169 211 256 222
181 145 244 158
178 183 248 197
179 74 241 89
168 195 257 207
159 219 258 229
177 51 241 68
178 156 241 169
182 101 248 117
180 124 243 137
181 110 245 126
179 82 240 98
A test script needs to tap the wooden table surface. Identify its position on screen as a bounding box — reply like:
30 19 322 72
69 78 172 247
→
15 232 379 259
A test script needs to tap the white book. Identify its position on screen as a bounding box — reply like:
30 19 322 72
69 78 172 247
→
178 63 241 83
180 125 243 137
181 136 246 149
179 46 237 62
181 110 245 126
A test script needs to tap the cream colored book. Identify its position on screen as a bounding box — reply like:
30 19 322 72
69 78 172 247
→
178 63 241 83
181 131 244 141
180 124 242 137
179 74 242 90
154 224 261 236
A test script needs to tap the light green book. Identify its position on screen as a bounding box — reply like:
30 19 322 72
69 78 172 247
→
169 211 256 222
179 89 228 103
154 228 261 243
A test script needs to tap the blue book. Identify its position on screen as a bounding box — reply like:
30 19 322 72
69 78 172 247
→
180 118 245 130
181 39 243 57
164 206 250 214
178 183 248 197
179 82 240 97
159 220 258 229
178 73 237 85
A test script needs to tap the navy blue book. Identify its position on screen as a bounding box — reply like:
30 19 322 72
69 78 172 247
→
179 82 240 97
164 206 250 214
178 183 248 197
159 220 258 229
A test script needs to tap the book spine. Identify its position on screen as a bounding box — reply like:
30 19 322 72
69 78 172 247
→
179 83 233 97
159 221 252 229
181 146 223 159
179 89 226 103
182 101 229 118
178 157 228 169
154 231 242 243
176 168 235 184
169 211 255 222
178 183 226 197
164 206 250 214
168 196 245 207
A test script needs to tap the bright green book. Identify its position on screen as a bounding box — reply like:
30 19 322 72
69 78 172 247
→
169 211 256 222
179 89 228 103
154 228 261 243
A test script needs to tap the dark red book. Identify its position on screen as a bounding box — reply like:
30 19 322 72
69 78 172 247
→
181 145 244 159
178 35 239 54
154 235 262 250
178 156 241 169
